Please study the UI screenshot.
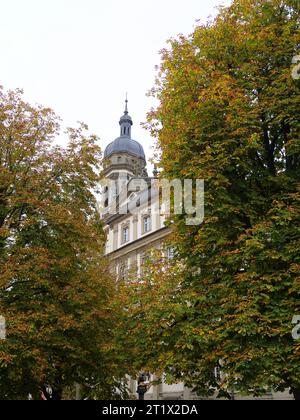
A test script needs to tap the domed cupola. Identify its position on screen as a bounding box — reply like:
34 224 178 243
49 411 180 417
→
103 98 148 178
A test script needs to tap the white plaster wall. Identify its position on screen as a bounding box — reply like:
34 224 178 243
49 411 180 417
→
162 381 184 394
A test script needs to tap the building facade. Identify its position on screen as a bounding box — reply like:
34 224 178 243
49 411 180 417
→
100 101 193 400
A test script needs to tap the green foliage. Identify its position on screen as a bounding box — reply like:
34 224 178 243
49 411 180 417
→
0 87 124 400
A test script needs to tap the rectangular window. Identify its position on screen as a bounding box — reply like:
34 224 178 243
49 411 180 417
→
119 263 128 281
143 216 152 234
140 254 150 277
166 246 175 261
122 226 129 244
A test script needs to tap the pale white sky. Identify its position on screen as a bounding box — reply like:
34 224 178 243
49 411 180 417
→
1 0 231 172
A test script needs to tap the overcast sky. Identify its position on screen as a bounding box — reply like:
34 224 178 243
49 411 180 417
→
1 0 231 172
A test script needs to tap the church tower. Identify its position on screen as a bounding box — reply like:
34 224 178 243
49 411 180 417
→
102 99 148 181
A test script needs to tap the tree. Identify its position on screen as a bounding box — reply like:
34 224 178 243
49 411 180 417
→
117 0 300 399
0 87 123 400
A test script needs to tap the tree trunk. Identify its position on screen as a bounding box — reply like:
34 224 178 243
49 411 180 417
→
51 388 63 400
292 388 300 401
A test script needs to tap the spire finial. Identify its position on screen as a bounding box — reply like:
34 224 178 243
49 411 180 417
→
125 93 128 115
119 93 133 138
